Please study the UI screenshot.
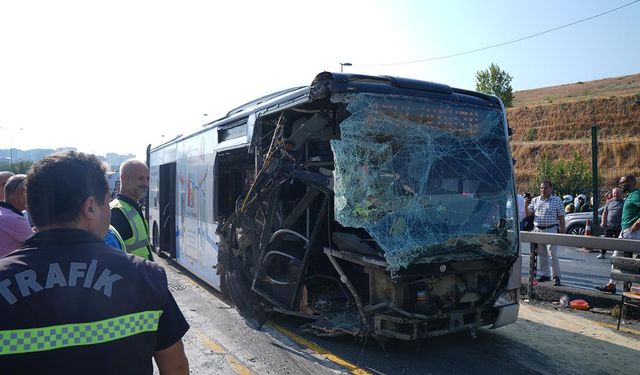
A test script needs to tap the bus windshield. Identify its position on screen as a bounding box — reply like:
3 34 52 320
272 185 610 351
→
330 92 518 270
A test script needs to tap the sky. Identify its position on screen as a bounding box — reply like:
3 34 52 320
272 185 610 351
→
1 0 638 160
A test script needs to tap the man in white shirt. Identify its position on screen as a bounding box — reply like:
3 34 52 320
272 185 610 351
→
525 180 565 286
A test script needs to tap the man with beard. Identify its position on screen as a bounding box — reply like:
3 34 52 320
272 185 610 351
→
110 159 154 260
595 174 640 294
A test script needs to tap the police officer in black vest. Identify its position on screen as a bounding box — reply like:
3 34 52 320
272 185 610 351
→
0 151 189 374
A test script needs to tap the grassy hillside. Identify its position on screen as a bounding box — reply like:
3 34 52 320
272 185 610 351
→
507 73 640 193
511 73 640 108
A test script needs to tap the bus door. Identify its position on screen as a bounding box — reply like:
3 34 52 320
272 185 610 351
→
159 162 176 257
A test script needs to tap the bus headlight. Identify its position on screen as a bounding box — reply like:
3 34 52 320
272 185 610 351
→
493 289 518 307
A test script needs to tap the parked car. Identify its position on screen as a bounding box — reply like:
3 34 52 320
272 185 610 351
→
564 210 602 235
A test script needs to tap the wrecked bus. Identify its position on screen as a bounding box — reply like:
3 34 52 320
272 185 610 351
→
147 72 520 341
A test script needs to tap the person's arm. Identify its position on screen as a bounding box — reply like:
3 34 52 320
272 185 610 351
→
556 197 564 233
600 205 608 228
154 340 189 375
631 220 640 233
525 198 533 217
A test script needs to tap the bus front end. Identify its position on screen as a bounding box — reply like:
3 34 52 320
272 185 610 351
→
218 72 520 341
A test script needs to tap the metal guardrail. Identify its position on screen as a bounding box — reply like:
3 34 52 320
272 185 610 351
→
518 231 640 299
519 231 640 252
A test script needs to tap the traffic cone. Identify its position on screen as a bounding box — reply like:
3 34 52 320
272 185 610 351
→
583 219 594 251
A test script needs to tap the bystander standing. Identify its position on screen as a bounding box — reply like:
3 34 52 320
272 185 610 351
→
0 171 14 201
596 175 640 294
525 180 565 286
0 174 34 256
110 159 154 260
598 187 624 259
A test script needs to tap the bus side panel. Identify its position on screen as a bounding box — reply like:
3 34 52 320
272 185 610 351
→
176 218 221 289
174 130 221 290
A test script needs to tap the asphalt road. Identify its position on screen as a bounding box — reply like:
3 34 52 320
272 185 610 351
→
157 256 639 375
520 242 612 289
155 261 345 375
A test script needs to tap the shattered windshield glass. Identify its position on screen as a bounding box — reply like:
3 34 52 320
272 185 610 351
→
330 93 517 270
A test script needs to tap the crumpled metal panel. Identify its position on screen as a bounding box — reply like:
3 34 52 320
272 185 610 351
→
330 93 517 270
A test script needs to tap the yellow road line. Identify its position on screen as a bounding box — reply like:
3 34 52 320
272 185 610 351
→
593 320 640 335
194 329 252 375
269 321 372 375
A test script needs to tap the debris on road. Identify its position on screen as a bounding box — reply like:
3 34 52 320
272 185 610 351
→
569 299 590 310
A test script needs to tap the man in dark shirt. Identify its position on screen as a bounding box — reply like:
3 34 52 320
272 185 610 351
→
598 187 624 259
110 159 154 260
0 151 189 374
596 174 640 294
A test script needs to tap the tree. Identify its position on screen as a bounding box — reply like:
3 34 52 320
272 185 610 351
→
475 63 514 107
532 152 593 196
0 160 33 174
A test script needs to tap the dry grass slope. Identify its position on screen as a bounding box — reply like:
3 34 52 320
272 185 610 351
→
507 73 640 192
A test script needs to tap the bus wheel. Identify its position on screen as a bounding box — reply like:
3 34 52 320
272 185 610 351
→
152 222 160 253
218 262 229 298
226 270 266 327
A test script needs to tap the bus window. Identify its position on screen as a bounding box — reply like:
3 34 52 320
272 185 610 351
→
215 147 254 219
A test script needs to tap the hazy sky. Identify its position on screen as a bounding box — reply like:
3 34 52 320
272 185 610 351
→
1 0 638 159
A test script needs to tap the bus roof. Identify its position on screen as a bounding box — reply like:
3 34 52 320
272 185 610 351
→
150 72 503 152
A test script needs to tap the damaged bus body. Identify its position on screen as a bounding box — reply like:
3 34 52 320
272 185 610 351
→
148 72 520 341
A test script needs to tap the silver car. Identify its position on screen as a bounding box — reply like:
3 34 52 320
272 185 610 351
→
564 211 602 235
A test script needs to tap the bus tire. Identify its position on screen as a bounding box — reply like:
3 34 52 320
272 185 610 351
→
218 263 229 299
226 270 265 325
152 222 159 252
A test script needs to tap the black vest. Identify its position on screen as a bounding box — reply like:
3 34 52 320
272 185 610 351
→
0 229 169 374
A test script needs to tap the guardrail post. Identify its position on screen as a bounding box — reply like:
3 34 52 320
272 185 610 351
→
528 242 538 299
591 124 600 235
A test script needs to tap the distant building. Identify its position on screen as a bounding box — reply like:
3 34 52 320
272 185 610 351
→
0 148 135 170
106 171 120 198
105 152 136 169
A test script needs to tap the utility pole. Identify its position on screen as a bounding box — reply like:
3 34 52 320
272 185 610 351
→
339 62 352 72
0 126 24 168
591 124 599 235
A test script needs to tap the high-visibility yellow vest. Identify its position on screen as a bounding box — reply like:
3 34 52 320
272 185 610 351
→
110 199 154 261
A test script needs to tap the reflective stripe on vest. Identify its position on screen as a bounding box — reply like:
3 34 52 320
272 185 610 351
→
0 310 162 355
110 199 152 261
